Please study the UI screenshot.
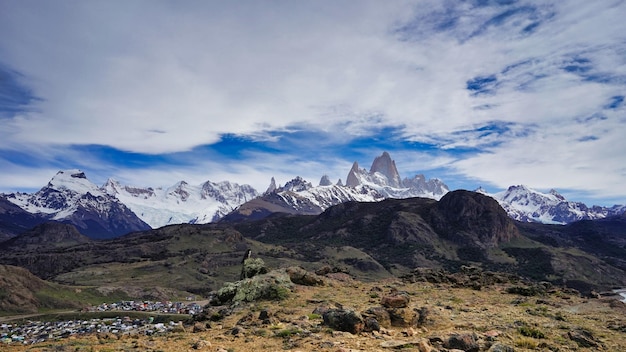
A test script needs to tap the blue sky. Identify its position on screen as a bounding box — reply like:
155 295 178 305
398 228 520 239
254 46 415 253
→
1 0 625 206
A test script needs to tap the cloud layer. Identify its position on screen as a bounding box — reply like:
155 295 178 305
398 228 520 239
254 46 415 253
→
0 0 625 205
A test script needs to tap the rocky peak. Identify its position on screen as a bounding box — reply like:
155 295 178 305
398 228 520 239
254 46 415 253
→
369 152 401 188
429 190 519 247
281 177 313 192
46 169 102 195
345 161 363 187
319 175 333 186
549 189 566 201
265 177 277 194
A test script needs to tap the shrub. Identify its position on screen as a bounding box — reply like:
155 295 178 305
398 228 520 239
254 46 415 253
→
519 325 546 338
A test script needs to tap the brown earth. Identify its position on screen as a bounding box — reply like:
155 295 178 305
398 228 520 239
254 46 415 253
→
3 277 626 351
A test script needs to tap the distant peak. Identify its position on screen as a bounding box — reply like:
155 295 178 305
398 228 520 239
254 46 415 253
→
265 177 277 194
319 175 333 186
549 189 566 201
282 177 312 192
369 152 401 188
55 169 86 179
345 161 362 187
46 169 101 194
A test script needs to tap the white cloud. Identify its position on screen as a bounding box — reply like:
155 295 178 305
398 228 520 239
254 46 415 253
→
0 0 625 203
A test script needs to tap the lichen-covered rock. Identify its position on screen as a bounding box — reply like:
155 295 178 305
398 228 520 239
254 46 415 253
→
212 270 293 305
240 258 269 279
322 308 365 334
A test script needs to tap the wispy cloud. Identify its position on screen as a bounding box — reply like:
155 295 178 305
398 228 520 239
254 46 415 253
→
0 1 625 205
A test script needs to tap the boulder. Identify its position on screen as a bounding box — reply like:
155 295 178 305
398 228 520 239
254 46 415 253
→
444 333 479 352
567 328 602 348
286 266 326 286
240 258 269 279
362 306 391 328
381 291 410 308
387 307 418 327
212 270 293 305
322 308 365 334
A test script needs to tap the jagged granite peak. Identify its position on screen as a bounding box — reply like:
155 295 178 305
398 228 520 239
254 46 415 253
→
341 152 449 200
265 177 277 194
345 161 362 187
319 175 333 186
225 152 448 223
402 174 450 198
369 151 402 188
336 178 344 186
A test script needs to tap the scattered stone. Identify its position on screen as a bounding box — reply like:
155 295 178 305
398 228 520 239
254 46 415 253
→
380 339 419 348
483 330 501 340
231 325 246 336
387 307 418 327
192 322 209 333
381 291 410 308
362 306 391 328
567 328 602 348
364 317 380 332
487 343 514 352
323 309 365 334
444 332 479 352
191 339 211 350
286 266 326 286
416 306 437 327
326 272 353 282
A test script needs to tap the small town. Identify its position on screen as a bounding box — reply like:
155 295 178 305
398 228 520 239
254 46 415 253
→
1 300 203 345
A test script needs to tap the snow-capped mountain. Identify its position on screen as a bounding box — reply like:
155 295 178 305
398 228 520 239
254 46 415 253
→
477 185 626 224
346 152 449 199
3 170 150 239
103 178 259 228
223 152 449 222
3 154 624 235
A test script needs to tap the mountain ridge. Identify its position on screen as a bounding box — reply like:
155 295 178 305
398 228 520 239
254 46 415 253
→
1 153 624 240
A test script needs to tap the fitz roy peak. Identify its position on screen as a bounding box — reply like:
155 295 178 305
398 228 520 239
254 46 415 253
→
3 170 150 239
346 151 449 199
222 152 450 222
2 152 625 238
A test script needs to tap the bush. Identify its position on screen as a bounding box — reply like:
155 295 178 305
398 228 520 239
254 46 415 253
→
519 325 546 339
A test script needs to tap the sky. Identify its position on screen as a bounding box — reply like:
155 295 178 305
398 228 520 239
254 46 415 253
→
0 0 625 206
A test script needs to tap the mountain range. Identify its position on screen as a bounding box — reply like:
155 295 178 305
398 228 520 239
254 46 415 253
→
1 190 625 298
0 152 624 239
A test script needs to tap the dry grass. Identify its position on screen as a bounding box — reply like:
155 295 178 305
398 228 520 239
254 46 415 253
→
3 279 626 351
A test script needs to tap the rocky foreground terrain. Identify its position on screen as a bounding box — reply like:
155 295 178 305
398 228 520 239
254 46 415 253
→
2 261 626 352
